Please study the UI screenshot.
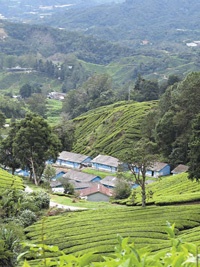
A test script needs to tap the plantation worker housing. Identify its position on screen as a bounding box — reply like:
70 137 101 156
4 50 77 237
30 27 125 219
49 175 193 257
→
79 184 114 202
91 154 120 173
172 164 189 175
135 162 170 178
50 151 173 201
56 151 92 168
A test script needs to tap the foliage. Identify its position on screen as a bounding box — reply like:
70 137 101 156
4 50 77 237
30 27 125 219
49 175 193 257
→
155 72 200 166
23 221 200 266
0 226 22 267
124 173 200 206
62 73 114 118
43 165 56 182
0 96 25 118
0 111 6 129
59 177 75 195
0 122 21 174
25 204 200 262
2 21 134 65
19 210 37 228
0 189 49 220
26 93 47 118
11 113 61 185
0 169 24 194
71 101 157 157
118 138 157 207
31 191 50 209
188 113 200 181
46 0 200 50
114 174 132 200
53 116 75 151
132 75 159 102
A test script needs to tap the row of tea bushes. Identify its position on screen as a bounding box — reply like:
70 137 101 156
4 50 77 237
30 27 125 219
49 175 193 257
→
0 168 24 194
25 205 200 261
124 173 200 206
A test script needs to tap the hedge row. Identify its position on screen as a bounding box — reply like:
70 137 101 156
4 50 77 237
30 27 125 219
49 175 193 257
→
72 101 157 157
0 168 24 194
25 205 200 261
129 173 200 206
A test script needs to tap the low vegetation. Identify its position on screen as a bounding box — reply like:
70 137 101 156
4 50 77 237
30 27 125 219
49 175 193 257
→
0 169 24 194
25 205 200 265
120 173 200 206
72 100 157 157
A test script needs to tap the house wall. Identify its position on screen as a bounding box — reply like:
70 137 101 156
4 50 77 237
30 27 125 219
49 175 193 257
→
92 163 117 173
56 159 80 169
16 170 30 177
159 165 171 176
87 192 110 202
137 165 171 178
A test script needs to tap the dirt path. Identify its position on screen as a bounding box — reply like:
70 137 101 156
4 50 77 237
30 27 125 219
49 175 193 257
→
50 201 88 211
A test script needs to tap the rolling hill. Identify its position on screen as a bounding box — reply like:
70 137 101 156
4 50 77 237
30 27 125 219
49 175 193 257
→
71 100 157 157
45 0 200 48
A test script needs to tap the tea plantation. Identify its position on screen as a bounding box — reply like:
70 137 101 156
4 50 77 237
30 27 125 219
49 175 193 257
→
0 168 24 194
25 204 200 265
72 101 157 157
130 173 200 206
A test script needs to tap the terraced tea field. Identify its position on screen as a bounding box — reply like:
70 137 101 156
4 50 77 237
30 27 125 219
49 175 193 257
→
131 173 200 205
0 168 24 194
25 205 200 264
72 101 157 157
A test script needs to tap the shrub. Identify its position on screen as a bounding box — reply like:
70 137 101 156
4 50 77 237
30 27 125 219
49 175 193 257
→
19 210 37 227
32 191 50 209
114 179 132 200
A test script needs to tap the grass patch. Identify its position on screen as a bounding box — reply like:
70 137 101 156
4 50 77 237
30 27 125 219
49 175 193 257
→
50 194 117 209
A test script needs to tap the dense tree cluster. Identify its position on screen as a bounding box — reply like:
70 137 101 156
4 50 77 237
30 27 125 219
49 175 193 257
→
0 96 25 119
62 73 115 118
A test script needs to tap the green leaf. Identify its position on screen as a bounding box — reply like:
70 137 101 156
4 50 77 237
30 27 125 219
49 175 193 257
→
22 259 31 267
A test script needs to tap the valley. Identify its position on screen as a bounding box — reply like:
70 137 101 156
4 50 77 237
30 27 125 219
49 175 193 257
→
0 0 200 266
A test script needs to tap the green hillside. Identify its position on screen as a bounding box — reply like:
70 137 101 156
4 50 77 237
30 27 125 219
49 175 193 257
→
129 173 200 206
0 21 134 65
72 101 157 157
46 0 200 47
0 168 24 194
0 71 63 95
25 205 200 264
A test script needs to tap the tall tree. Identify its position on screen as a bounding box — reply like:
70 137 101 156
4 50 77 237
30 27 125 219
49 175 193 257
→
20 84 32 98
0 111 6 139
26 93 47 118
0 122 20 174
12 113 61 185
0 111 6 129
119 138 157 207
188 113 200 181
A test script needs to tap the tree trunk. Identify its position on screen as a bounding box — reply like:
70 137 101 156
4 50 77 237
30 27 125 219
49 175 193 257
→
141 173 146 207
12 168 15 175
29 170 33 181
30 157 38 186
